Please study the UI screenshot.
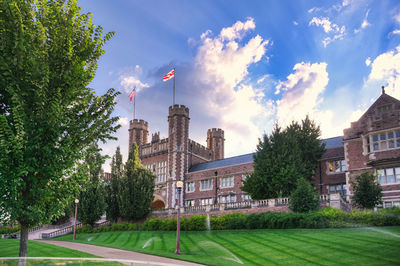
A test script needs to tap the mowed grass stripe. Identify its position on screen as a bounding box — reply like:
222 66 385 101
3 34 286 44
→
119 231 134 248
185 233 209 256
282 232 397 265
209 232 273 265
245 233 333 265
245 232 325 266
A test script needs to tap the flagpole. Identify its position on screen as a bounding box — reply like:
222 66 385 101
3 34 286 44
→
173 68 176 106
134 91 136 120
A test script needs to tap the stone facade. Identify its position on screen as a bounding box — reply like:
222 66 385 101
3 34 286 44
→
129 89 400 210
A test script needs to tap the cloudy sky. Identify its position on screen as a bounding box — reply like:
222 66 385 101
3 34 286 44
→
77 0 400 171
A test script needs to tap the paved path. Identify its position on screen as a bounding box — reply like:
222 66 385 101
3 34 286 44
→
39 240 202 266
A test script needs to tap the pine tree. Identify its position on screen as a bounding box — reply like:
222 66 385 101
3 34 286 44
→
119 143 155 220
242 117 325 200
105 147 123 222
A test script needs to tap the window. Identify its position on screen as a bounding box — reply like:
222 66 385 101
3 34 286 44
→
328 160 346 173
155 161 167 183
200 198 213 206
242 194 252 201
378 167 400 184
219 195 236 203
221 176 234 188
368 129 400 152
328 184 346 196
186 182 195 193
185 200 195 207
200 179 213 190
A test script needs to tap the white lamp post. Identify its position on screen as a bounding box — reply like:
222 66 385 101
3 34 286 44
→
175 180 183 254
73 198 79 240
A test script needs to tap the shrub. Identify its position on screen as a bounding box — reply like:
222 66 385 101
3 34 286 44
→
77 225 93 234
289 178 320 213
143 218 163 231
181 215 207 231
0 225 20 234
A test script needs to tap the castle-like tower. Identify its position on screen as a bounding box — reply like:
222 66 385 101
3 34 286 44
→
167 105 190 208
128 119 148 151
207 128 225 161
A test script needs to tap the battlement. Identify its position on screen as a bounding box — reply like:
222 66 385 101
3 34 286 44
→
141 137 169 157
207 128 224 137
169 104 189 117
152 132 161 143
129 119 148 130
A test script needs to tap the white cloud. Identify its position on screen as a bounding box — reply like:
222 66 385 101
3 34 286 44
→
394 13 400 24
119 65 150 94
118 117 129 126
366 45 400 99
293 21 299 26
308 7 321 13
275 62 329 127
365 57 371 66
192 18 272 155
354 10 371 34
389 29 400 37
309 17 346 47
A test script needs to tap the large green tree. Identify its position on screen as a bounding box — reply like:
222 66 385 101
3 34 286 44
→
242 117 325 200
0 0 119 256
77 144 107 227
105 146 123 222
351 172 383 209
119 144 155 221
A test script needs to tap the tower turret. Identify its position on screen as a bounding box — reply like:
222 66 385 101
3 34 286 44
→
128 119 149 151
167 105 190 208
207 128 224 161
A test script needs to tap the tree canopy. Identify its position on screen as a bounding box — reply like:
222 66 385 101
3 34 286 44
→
289 178 320 213
242 117 325 200
105 146 123 222
0 0 119 256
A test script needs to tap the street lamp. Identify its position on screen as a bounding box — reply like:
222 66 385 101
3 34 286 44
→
175 180 183 254
73 198 79 240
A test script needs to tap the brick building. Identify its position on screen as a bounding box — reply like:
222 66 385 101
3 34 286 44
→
129 89 400 210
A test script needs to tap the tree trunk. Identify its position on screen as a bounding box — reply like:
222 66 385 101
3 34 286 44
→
19 224 29 257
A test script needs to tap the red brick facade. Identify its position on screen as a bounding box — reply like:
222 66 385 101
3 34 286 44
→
128 90 400 210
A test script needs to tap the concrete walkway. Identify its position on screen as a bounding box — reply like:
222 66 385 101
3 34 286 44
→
39 240 202 266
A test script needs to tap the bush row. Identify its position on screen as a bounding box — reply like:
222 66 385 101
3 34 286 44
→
76 207 400 234
0 225 20 235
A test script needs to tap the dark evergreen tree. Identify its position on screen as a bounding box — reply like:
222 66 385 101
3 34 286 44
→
105 147 123 222
351 172 383 209
77 144 107 227
289 178 320 212
119 143 155 220
242 117 325 200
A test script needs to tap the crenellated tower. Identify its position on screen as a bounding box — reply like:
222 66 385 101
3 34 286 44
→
167 105 190 208
128 119 149 151
207 128 225 160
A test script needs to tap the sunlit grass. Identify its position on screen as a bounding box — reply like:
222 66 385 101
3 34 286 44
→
56 226 400 265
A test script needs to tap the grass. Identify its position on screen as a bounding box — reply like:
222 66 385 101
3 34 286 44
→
55 226 400 265
0 239 99 258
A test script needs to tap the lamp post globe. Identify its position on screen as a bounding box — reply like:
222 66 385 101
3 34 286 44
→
73 198 79 240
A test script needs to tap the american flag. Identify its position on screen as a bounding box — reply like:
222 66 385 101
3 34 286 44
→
129 88 136 101
163 69 175 82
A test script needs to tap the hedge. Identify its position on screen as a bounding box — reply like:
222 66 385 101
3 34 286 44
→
74 207 400 234
0 225 20 235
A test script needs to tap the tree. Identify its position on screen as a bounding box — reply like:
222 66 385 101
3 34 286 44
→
0 0 119 256
242 117 325 200
289 178 320 213
119 144 155 221
351 172 383 209
105 146 123 222
77 144 107 227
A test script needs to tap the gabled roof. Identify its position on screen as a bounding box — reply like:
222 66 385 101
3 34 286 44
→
188 137 344 173
358 91 400 122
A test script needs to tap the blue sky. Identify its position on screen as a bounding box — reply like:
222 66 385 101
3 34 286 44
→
77 0 400 170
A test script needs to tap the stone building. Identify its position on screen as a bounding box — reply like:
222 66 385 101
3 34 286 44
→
129 89 400 210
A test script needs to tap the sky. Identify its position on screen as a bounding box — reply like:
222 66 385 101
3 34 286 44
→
76 0 400 171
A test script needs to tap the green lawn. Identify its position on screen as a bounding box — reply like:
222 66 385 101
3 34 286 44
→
0 239 99 258
55 227 400 265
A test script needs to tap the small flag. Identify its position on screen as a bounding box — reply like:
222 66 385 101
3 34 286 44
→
163 69 175 82
129 88 136 102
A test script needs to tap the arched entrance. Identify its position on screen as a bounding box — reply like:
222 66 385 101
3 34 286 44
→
151 195 166 210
